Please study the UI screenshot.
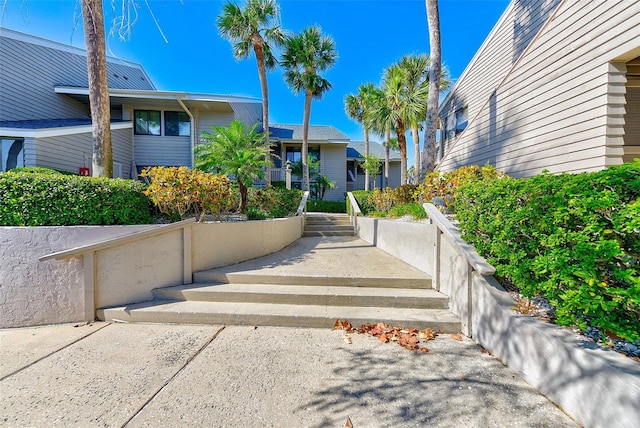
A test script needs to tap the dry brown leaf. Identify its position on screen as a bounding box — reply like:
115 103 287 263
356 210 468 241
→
345 416 353 428
420 347 429 353
451 333 463 341
342 334 352 344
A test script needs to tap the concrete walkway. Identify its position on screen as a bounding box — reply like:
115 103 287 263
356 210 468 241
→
1 322 577 427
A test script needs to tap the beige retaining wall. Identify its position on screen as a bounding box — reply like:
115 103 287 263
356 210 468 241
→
1 216 303 328
353 208 640 428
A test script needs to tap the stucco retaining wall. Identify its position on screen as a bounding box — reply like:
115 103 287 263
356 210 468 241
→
353 212 640 428
1 226 154 328
1 216 303 328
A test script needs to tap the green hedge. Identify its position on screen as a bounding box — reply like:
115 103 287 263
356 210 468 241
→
454 161 640 342
350 190 374 214
246 186 304 219
306 200 346 213
0 171 153 226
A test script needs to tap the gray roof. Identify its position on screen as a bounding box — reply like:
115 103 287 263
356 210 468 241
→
270 124 350 142
347 141 401 161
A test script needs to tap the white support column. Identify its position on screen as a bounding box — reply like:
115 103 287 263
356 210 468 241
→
83 252 96 322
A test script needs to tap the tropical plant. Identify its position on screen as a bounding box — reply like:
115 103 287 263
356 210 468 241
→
196 119 272 213
313 173 336 200
217 0 286 183
345 83 376 190
360 154 382 189
421 0 443 178
281 25 338 191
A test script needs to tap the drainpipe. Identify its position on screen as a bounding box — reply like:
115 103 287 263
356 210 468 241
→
177 96 195 168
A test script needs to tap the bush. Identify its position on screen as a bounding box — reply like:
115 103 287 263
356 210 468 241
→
416 164 504 209
454 161 640 342
350 190 374 214
141 166 235 222
8 167 75 176
247 186 303 218
388 202 427 220
306 200 346 213
0 171 153 225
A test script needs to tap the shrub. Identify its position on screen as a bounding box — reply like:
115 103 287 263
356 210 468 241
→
0 171 153 225
416 164 504 209
8 167 75 175
388 202 427 220
140 166 235 222
350 190 374 214
454 161 640 342
247 186 303 218
370 188 394 211
390 184 418 205
306 200 346 213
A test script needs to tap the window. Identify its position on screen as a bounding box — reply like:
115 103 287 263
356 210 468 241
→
1 139 24 171
455 107 468 133
134 110 160 135
286 146 320 163
165 111 191 136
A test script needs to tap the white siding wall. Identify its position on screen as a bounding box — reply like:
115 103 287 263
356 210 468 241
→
321 144 347 201
439 0 640 177
134 135 191 168
197 111 235 139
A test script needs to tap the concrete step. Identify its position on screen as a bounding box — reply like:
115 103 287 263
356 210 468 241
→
97 300 461 331
303 230 355 237
153 283 449 309
304 225 354 232
192 271 432 289
305 218 352 225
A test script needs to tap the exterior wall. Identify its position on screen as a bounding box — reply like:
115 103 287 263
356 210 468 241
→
33 126 133 177
197 111 235 137
1 217 302 328
134 134 191 168
321 144 347 201
228 101 262 129
0 29 153 122
438 0 640 177
0 225 154 328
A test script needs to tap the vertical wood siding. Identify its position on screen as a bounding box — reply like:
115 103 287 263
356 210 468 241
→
438 0 640 177
321 144 347 201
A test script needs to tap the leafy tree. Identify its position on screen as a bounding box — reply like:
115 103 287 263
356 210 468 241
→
196 119 272 213
82 0 112 177
360 154 382 189
281 25 338 191
345 83 376 190
421 0 443 178
365 85 394 188
217 0 286 184
313 173 336 200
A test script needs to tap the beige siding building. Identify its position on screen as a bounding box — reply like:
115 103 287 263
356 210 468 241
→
437 0 640 177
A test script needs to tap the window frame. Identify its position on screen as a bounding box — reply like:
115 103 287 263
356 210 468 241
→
164 111 191 137
134 110 161 136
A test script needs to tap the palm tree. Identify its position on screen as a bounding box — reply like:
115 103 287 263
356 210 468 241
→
281 25 338 191
82 0 112 177
398 54 430 183
421 0 443 178
217 0 286 183
377 63 427 185
345 83 376 190
196 119 272 213
365 85 394 188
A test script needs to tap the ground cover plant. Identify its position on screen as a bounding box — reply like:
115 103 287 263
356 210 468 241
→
454 161 640 343
0 168 153 226
306 200 346 213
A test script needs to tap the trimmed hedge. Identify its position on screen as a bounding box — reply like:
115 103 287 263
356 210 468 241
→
455 161 640 342
246 186 304 219
0 171 153 226
306 200 346 213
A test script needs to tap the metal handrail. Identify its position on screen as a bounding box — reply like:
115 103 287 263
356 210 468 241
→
296 191 310 216
346 192 362 217
422 203 495 275
39 218 196 261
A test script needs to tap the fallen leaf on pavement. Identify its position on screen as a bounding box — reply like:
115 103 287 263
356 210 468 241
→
451 333 463 341
342 334 352 344
345 416 353 427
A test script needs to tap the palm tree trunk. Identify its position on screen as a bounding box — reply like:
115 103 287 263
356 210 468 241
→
82 0 112 178
412 125 421 183
384 125 390 188
421 0 441 179
238 178 248 213
302 90 313 191
253 35 271 185
364 127 370 191
396 121 407 185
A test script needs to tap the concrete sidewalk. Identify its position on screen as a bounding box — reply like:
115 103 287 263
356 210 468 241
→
1 322 576 427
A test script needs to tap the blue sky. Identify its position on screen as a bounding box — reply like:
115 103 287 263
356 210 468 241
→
1 0 510 164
